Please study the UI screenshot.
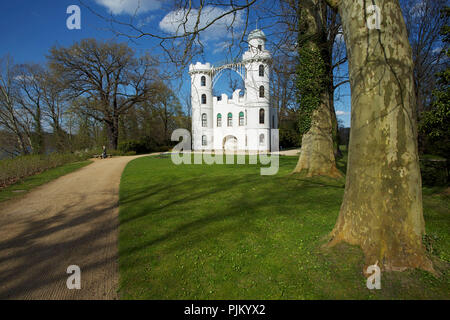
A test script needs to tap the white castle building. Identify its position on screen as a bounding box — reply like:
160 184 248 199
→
189 29 278 152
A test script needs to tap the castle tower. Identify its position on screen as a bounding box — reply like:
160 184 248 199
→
242 29 273 151
243 29 271 103
189 62 213 150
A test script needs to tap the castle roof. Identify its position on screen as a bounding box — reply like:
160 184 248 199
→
248 29 266 41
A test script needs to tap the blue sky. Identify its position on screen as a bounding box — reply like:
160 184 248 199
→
0 0 351 127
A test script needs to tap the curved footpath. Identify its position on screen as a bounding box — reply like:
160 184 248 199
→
0 154 150 299
0 149 299 299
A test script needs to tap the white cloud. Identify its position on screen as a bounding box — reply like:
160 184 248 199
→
137 15 155 28
159 6 244 41
336 110 349 116
94 0 161 15
432 47 442 54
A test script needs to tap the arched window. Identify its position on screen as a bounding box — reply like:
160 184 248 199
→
259 108 265 124
259 134 265 145
217 113 222 127
259 86 265 98
202 135 207 146
258 44 262 51
202 113 207 127
259 65 264 77
201 76 206 86
201 94 207 104
227 113 233 127
239 111 244 126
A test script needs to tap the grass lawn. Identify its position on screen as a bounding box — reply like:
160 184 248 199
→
118 154 449 299
0 160 92 203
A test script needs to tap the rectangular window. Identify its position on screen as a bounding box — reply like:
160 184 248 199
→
239 112 244 126
202 113 207 127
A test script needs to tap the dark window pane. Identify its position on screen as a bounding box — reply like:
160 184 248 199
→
259 108 265 124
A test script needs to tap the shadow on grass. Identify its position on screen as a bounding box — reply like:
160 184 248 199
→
118 156 450 299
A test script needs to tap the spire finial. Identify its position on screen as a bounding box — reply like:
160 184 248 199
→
256 18 258 30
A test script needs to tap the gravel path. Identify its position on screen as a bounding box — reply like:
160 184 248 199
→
278 148 301 156
0 155 148 299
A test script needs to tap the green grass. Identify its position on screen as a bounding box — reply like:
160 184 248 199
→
118 155 449 299
0 160 92 203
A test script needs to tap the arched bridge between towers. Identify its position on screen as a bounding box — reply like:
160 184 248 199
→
211 62 246 87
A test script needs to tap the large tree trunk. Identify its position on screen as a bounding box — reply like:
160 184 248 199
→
32 106 44 154
106 117 119 150
11 118 29 155
54 126 66 152
327 0 432 272
294 91 342 178
16 133 29 155
293 0 341 178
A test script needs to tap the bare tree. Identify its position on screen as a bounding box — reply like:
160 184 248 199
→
40 70 70 151
271 53 296 123
48 39 159 149
79 0 257 69
0 56 31 155
148 81 183 144
402 0 448 115
402 0 449 153
14 63 46 154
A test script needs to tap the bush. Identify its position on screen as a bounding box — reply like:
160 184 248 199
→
107 149 135 157
420 158 448 186
0 151 92 188
118 137 170 154
158 146 170 152
118 140 145 154
279 128 300 149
